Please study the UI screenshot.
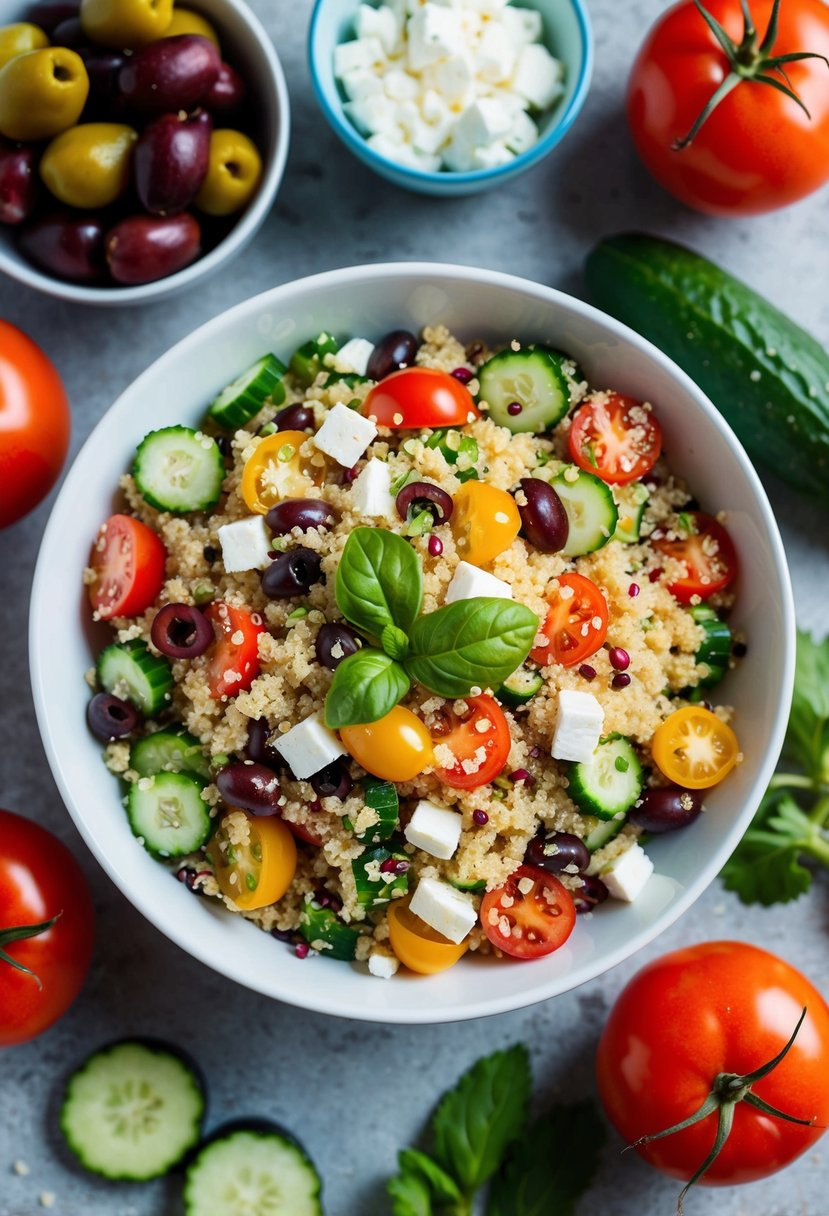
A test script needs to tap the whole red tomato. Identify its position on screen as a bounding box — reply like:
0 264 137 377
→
0 321 70 528
0 810 95 1047
627 0 829 215
597 942 829 1190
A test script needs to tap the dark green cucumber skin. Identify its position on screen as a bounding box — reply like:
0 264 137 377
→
585 234 829 504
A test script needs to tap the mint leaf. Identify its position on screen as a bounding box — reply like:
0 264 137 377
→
324 649 409 728
487 1101 606 1216
784 630 829 783
407 599 538 698
722 794 815 905
335 527 422 639
388 1168 434 1216
431 1044 531 1194
397 1150 462 1204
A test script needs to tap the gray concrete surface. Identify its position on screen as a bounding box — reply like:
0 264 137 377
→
1 0 828 1213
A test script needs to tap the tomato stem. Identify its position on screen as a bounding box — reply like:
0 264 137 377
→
0 915 60 989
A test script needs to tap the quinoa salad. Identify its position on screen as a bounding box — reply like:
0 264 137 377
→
83 323 742 979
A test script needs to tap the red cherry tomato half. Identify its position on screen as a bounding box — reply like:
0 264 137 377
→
530 572 609 667
568 392 662 485
88 513 166 621
480 864 576 959
652 511 737 603
431 694 511 790
363 367 480 429
204 602 264 699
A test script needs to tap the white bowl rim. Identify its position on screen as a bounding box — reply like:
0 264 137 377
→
30 261 796 1022
0 0 291 306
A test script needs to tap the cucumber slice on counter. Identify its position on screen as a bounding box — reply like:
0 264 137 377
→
289 331 339 387
552 467 619 556
130 726 211 780
298 896 360 961
691 604 732 688
497 664 543 707
207 354 287 429
126 770 211 859
613 482 649 543
569 735 643 821
133 426 225 514
184 1125 322 1216
97 640 172 717
478 348 570 434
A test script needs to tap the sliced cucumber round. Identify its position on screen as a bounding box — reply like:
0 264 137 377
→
60 1040 205 1181
130 726 211 780
612 482 649 543
97 640 172 717
569 734 643 821
583 815 626 853
497 664 543 707
478 348 570 434
552 467 619 556
127 770 211 859
133 426 225 515
690 604 732 687
289 331 338 387
208 354 287 429
184 1125 323 1216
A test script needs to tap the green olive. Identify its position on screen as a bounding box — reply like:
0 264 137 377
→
0 47 88 142
194 129 262 217
41 122 137 209
0 23 49 70
79 0 173 49
164 7 220 48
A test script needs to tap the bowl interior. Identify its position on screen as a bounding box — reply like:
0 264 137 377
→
31 264 794 1023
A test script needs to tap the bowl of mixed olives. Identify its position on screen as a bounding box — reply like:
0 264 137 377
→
0 0 289 301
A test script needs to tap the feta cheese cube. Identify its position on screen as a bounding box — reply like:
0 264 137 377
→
334 36 386 79
368 951 400 978
407 4 464 70
355 3 401 54
475 21 516 84
422 54 475 106
443 130 476 172
454 97 513 144
470 139 512 169
404 799 463 859
344 95 398 136
501 6 543 45
384 68 420 101
445 560 513 604
313 402 378 467
339 69 385 101
333 337 375 375
465 0 509 14
406 0 463 13
505 109 538 155
272 712 347 780
550 689 604 763
512 43 563 110
350 458 396 518
217 516 272 573
421 87 450 125
366 133 442 171
601 843 654 902
409 877 477 944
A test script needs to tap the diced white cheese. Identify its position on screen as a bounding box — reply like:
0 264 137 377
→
422 53 475 105
406 0 464 15
466 0 509 14
475 21 516 84
366 132 442 171
445 560 513 604
404 799 463 859
421 87 450 125
384 67 420 100
350 458 396 518
334 36 385 78
550 689 604 764
501 5 543 45
601 843 654 902
407 4 464 70
443 130 476 172
409 877 477 944
368 951 400 978
452 97 513 145
333 337 375 375
272 711 347 780
313 402 378 468
217 516 272 573
344 96 398 136
505 109 538 155
339 69 386 101
470 139 512 170
355 3 401 54
512 43 563 110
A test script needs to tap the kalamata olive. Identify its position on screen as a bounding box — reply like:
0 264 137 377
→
630 785 703 833
151 602 213 658
204 60 245 113
77 47 125 119
366 329 418 381
87 691 139 741
216 761 281 815
261 548 322 598
396 481 453 523
27 3 80 35
524 831 590 875
266 498 338 535
274 402 314 432
315 622 361 671
134 109 211 216
51 15 85 44
517 478 569 553
310 760 353 801
574 875 609 914
105 212 201 285
245 717 281 769
0 141 37 225
18 211 105 282
118 35 220 113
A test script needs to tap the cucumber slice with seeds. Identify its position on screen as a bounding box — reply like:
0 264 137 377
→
552 467 618 556
497 664 543 707
613 482 649 543
184 1126 322 1216
133 426 225 515
478 348 570 434
127 770 211 859
207 355 287 429
130 726 211 780
97 640 172 717
569 735 643 821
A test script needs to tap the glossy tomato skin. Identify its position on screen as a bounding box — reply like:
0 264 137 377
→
0 810 95 1047
0 321 71 528
480 864 576 959
88 514 166 621
204 602 264 699
597 942 829 1185
363 367 479 429
431 694 511 790
627 0 829 216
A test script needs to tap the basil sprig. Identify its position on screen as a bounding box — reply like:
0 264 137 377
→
325 528 537 728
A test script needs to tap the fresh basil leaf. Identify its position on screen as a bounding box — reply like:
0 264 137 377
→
721 793 817 905
335 527 422 639
397 1150 462 1204
784 630 829 783
324 649 410 728
487 1101 606 1216
431 1044 531 1194
407 599 538 698
382 624 410 661
388 1167 434 1216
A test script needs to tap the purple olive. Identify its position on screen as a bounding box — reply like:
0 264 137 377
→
273 402 314 432
396 481 453 524
517 478 569 553
574 875 609 914
119 35 221 113
366 329 417 381
204 60 246 113
105 212 201 285
87 692 139 741
77 47 126 119
266 498 338 535
151 603 213 659
245 717 281 769
216 761 281 815
315 623 361 671
629 785 703 833
310 760 353 801
261 548 322 598
26 3 79 34
0 142 38 226
134 109 212 216
51 15 85 45
18 212 105 282
524 831 590 875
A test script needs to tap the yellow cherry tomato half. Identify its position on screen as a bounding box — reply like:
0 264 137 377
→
451 480 521 567
240 430 320 515
208 812 297 911
651 706 739 790
388 898 469 975
340 706 434 782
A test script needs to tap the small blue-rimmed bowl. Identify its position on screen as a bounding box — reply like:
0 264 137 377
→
308 0 593 197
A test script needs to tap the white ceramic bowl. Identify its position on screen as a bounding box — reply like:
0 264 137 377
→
0 0 289 305
31 264 795 1023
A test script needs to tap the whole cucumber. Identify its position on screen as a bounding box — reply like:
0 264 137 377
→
585 234 829 505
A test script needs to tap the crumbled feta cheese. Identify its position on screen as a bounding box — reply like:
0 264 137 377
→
445 560 513 604
550 689 604 763
339 68 386 100
475 21 516 83
217 516 272 573
368 951 400 978
272 712 347 779
404 799 463 859
501 5 542 44
313 402 378 467
350 458 396 517
601 843 654 902
512 42 563 110
366 133 442 170
505 109 538 155
334 36 385 77
344 95 398 136
333 337 375 375
409 877 477 943
384 67 420 100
